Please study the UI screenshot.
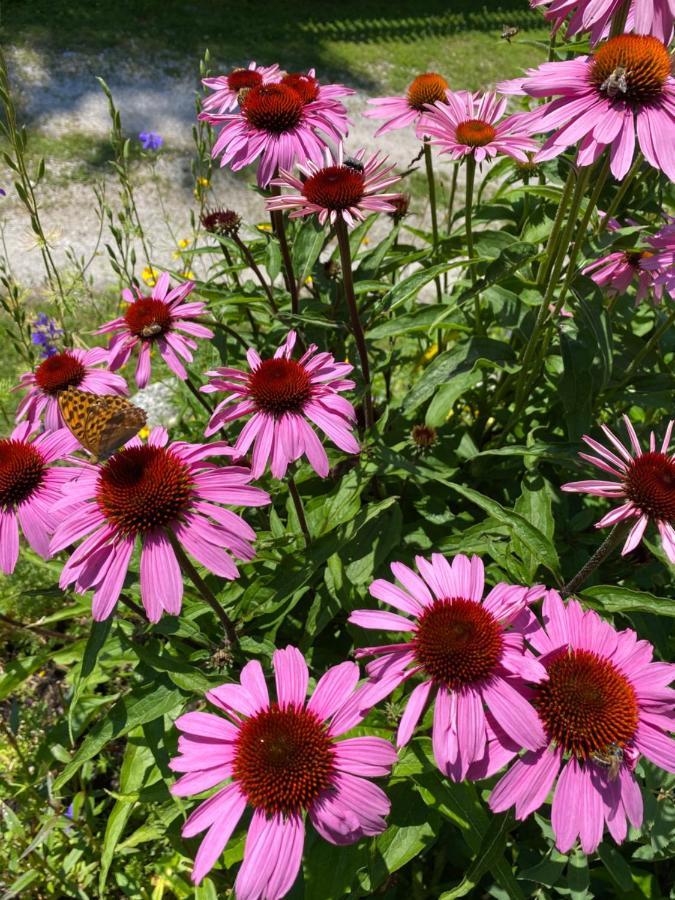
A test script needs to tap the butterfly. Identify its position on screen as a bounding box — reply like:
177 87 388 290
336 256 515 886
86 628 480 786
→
57 387 147 463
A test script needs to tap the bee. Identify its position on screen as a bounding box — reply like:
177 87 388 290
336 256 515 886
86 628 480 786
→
343 156 365 173
591 743 624 780
501 25 520 43
140 323 163 338
600 66 629 98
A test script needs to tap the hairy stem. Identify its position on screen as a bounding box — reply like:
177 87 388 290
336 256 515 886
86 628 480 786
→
423 140 443 305
563 522 632 596
166 530 238 646
288 476 311 546
335 217 375 431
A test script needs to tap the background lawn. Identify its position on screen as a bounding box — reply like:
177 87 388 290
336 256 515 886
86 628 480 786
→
5 0 549 91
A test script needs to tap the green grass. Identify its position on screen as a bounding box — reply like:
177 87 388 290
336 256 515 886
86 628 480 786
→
5 0 549 91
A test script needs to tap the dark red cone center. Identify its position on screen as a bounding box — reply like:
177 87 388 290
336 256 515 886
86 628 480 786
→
302 165 366 211
96 445 193 535
413 597 504 689
624 451 675 522
0 439 46 508
534 648 639 759
233 703 336 816
243 84 304 134
248 358 313 416
34 352 87 396
124 298 173 340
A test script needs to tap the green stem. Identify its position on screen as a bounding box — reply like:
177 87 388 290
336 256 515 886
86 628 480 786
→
184 373 213 415
288 476 311 546
335 217 375 431
207 318 252 352
232 233 279 313
219 242 242 289
423 140 443 304
119 593 146 620
563 522 632 595
464 154 483 335
166 531 238 646
501 165 593 439
613 306 675 391
550 156 611 318
445 162 459 232
0 611 75 643
270 186 299 315
609 0 631 35
598 155 642 235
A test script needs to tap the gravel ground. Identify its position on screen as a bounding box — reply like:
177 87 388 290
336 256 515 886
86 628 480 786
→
2 47 443 290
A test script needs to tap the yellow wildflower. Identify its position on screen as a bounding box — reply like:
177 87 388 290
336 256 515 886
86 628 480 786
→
141 266 159 286
423 342 439 362
257 222 273 232
196 177 210 188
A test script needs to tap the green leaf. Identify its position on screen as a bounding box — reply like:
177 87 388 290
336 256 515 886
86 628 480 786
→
368 305 469 340
99 731 155 894
567 849 590 899
403 338 515 414
439 812 515 899
69 617 114 741
292 218 324 284
414 776 525 900
581 585 675 618
597 843 635 892
53 678 184 790
514 475 555 581
444 481 561 577
425 369 483 427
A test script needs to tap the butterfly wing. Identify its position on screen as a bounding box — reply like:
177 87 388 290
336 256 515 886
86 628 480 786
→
58 388 147 462
92 403 147 462
58 387 96 447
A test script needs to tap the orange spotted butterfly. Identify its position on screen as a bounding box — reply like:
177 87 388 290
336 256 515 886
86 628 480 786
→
57 387 147 463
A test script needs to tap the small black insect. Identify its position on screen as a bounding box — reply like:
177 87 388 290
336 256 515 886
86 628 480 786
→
343 156 365 173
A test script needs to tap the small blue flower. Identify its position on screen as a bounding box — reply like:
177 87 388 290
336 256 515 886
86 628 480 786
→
139 131 163 151
65 802 74 820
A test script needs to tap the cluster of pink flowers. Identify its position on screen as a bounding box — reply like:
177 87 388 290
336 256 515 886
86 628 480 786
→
3 19 675 899
170 553 674 893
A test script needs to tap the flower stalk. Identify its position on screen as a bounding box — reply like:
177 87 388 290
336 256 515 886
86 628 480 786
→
563 521 633 596
334 217 375 431
166 530 238 646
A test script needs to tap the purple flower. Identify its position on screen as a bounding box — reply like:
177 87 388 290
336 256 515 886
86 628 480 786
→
139 131 163 151
30 314 63 359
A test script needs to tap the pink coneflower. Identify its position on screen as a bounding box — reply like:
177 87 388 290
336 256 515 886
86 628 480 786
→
202 330 359 479
201 62 282 115
14 348 128 432
365 72 449 135
49 428 270 622
582 248 662 303
280 68 354 106
562 415 675 563
490 590 675 853
170 646 396 891
0 422 82 574
419 91 539 163
642 220 675 297
348 553 548 780
499 34 675 181
531 0 674 44
97 273 213 389
267 146 402 227
202 77 350 187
